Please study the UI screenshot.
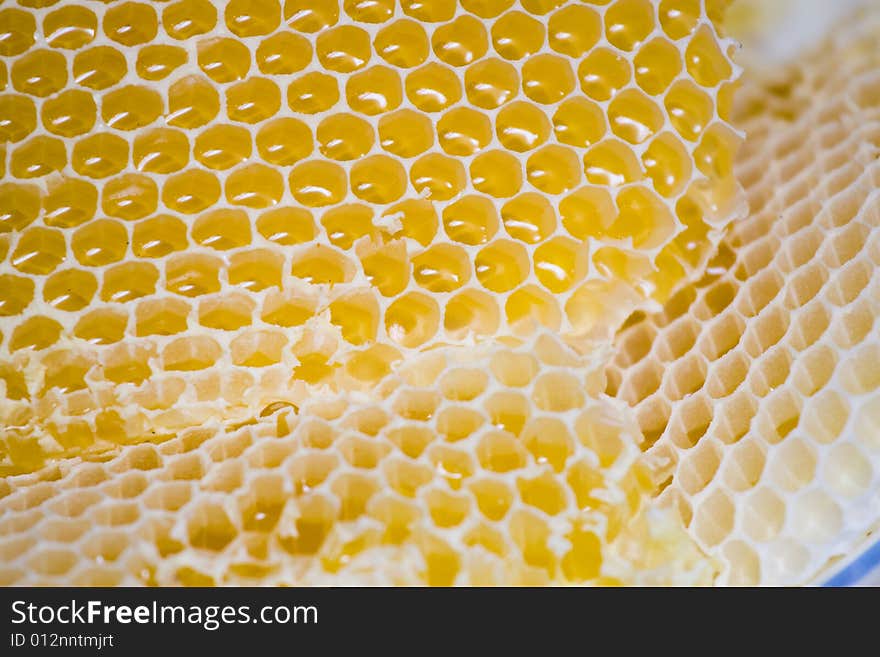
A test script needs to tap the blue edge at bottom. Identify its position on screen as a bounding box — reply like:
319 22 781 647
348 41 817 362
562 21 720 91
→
824 538 880 587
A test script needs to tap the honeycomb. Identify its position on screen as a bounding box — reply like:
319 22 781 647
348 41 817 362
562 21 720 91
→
0 332 715 585
0 0 744 477
6 0 878 587
607 10 880 585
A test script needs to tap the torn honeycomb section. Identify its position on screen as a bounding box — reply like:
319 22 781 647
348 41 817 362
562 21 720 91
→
0 333 715 586
0 0 744 475
607 11 880 585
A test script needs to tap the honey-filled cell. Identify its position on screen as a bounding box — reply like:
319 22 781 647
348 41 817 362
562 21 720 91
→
0 95 37 143
491 11 545 61
104 2 158 47
380 110 435 157
475 240 530 292
375 19 429 68
256 32 313 74
136 46 188 81
553 97 606 148
11 50 68 97
526 145 582 195
351 156 408 204
289 161 348 207
665 80 715 142
101 86 164 131
471 150 523 198
346 66 402 115
413 244 473 293
548 5 601 57
197 37 250 83
167 76 220 129
226 78 281 124
501 193 557 243
406 63 463 113
578 49 631 101
102 174 159 221
194 124 253 171
10 137 67 179
0 182 41 231
73 47 127 91
443 196 500 246
634 38 682 95
521 54 575 105
427 19 483 71
44 6 97 51
224 0 281 37
320 114 375 161
321 204 375 249
43 177 98 229
604 0 655 52
133 215 189 259
0 8 36 57
133 128 190 174
643 132 693 197
410 154 466 201
317 25 372 73
384 292 441 348
438 108 491 156
163 0 218 40
465 58 519 109
496 101 551 153
257 118 314 166
72 133 129 179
